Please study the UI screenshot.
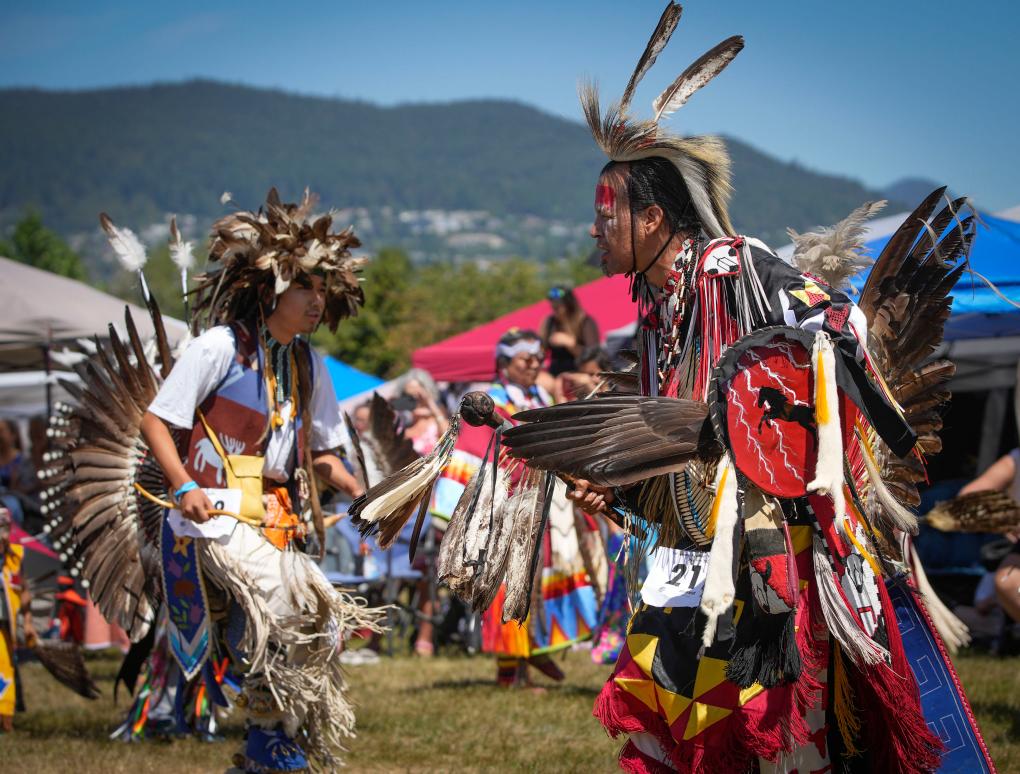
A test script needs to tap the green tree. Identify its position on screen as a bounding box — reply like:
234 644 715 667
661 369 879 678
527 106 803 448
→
315 249 601 379
0 210 88 280
314 248 415 377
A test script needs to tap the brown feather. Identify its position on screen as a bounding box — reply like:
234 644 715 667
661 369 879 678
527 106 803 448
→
926 490 1020 534
620 1 683 112
33 640 101 699
652 35 745 120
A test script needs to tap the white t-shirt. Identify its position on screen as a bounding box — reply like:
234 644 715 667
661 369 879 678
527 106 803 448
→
148 326 345 482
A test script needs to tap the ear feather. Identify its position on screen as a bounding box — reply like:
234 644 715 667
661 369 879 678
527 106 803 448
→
652 35 744 121
620 1 683 113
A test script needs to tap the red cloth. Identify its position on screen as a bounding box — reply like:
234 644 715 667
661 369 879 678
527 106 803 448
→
412 274 637 382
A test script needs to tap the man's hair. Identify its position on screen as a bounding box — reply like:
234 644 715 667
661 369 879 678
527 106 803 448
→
604 157 701 233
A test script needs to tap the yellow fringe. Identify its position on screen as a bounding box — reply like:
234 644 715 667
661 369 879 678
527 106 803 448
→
833 643 862 756
842 518 883 580
855 418 882 470
815 347 829 425
706 464 728 540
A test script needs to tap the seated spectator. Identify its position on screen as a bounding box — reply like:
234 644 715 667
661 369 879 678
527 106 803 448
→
959 450 1020 625
0 420 26 527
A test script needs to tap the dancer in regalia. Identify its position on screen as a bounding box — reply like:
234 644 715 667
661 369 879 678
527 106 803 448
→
351 4 994 772
43 189 382 772
429 329 599 686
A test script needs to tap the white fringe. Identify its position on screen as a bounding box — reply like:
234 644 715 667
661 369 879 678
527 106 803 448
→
807 331 846 531
700 455 739 649
905 534 970 653
197 538 384 771
811 534 888 666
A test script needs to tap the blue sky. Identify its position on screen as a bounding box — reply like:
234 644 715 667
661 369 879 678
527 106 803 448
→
2 1 1018 209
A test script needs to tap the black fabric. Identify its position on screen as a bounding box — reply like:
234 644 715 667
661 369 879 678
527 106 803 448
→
542 315 600 376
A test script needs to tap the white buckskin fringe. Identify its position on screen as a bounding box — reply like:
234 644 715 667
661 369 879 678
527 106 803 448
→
197 536 384 772
811 534 888 667
905 534 970 653
700 454 739 649
807 330 846 531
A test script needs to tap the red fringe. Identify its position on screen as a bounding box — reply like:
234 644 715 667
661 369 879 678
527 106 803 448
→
618 741 675 774
595 573 832 773
849 579 944 773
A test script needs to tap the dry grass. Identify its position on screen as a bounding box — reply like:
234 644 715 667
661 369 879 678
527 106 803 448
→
2 648 1017 773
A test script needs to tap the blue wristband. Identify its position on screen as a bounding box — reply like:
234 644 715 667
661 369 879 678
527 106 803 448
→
174 481 200 500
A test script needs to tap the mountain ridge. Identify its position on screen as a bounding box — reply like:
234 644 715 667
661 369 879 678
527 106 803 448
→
0 79 907 254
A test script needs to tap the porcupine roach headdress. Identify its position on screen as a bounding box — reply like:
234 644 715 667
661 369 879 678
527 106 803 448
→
581 2 743 239
191 187 365 333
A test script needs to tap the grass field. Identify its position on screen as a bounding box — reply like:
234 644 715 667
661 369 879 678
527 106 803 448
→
2 647 1018 773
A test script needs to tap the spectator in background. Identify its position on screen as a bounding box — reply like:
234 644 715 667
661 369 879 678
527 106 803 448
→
351 400 372 436
959 450 1020 624
394 369 450 455
540 286 600 377
0 421 26 527
952 540 1013 650
0 421 22 492
392 370 450 657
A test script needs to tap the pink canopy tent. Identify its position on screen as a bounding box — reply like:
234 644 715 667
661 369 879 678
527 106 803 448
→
412 273 638 382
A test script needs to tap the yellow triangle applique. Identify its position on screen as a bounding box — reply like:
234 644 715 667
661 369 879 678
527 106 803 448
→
655 683 693 725
788 524 813 555
731 597 745 627
692 656 727 698
627 633 658 677
614 677 658 712
683 701 733 740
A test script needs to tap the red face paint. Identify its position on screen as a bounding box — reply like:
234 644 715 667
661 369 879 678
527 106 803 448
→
595 183 616 212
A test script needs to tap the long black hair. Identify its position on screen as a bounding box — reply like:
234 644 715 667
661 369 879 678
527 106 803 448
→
603 157 700 233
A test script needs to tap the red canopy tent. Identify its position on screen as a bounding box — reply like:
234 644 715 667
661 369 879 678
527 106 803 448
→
412 273 638 382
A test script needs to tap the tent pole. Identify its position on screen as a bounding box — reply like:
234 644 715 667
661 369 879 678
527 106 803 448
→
42 343 52 419
977 388 1008 474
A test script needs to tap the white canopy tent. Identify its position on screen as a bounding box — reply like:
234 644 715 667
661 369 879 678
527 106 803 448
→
0 256 188 416
0 256 188 369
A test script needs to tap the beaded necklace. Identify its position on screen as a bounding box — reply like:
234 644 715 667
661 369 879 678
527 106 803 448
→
259 323 299 429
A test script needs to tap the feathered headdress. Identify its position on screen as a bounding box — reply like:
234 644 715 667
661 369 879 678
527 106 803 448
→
191 187 366 332
581 2 743 239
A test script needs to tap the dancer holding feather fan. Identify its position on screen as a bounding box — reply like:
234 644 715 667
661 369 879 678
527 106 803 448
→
350 4 993 772
514 5 989 771
48 189 382 773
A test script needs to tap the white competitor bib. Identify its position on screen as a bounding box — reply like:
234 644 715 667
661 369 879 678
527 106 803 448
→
168 488 241 540
640 547 709 608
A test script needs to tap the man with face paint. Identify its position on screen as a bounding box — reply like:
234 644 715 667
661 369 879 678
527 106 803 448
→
496 3 984 773
427 329 600 687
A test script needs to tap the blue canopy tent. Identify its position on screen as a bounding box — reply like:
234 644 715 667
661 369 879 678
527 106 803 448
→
322 355 384 401
862 212 1020 343
776 206 1020 575
863 211 1020 576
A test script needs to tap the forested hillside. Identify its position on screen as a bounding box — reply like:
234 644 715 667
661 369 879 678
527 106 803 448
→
0 80 899 249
